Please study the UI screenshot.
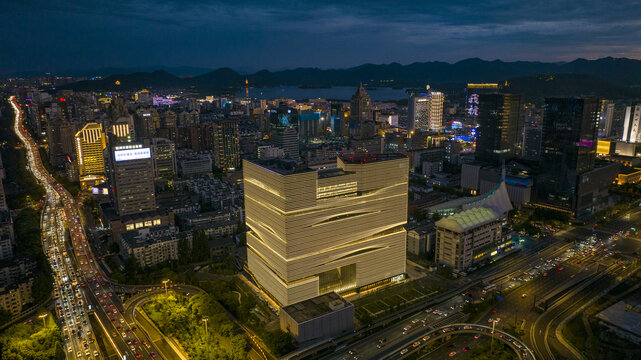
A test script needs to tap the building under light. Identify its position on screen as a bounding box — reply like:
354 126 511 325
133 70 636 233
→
75 123 107 190
244 153 408 306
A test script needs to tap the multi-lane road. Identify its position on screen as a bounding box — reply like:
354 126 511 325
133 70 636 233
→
10 96 162 359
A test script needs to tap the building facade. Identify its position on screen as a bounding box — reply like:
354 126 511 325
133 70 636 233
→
435 207 503 271
475 93 523 164
408 90 445 132
107 143 156 216
75 123 107 190
245 153 408 306
537 97 600 216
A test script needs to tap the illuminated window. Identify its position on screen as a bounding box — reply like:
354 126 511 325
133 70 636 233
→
153 219 161 226
144 220 153 227
126 224 134 231
135 222 144 229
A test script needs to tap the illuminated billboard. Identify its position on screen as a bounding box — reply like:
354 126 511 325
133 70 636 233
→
114 148 151 162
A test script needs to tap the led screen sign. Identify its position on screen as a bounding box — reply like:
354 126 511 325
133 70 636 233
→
114 148 151 162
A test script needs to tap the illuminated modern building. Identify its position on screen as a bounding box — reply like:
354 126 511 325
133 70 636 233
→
75 123 107 190
244 153 409 306
622 104 641 143
475 93 523 164
213 119 241 170
435 207 504 271
145 138 176 179
537 98 601 216
107 143 156 216
599 100 615 138
408 88 445 132
522 125 542 161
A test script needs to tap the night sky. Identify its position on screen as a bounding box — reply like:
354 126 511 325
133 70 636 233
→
2 0 641 75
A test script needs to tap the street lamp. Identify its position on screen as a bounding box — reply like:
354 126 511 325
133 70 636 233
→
38 313 48 328
202 317 209 337
162 279 170 296
491 318 501 353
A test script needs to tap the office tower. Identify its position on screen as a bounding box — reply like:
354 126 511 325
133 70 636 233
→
213 119 240 170
47 118 77 167
599 100 615 138
272 126 299 160
465 83 500 124
475 93 523 164
408 89 445 131
135 108 160 138
244 153 408 306
110 117 134 142
622 104 641 143
145 138 176 179
538 98 600 214
135 90 152 106
75 123 107 190
107 143 156 216
522 125 542 161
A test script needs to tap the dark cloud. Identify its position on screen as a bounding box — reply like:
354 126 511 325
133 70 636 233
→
1 0 640 75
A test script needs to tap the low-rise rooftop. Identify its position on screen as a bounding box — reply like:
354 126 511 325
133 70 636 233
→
281 292 352 323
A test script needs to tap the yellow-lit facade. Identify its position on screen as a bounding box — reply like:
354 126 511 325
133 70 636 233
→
244 155 408 306
75 123 107 190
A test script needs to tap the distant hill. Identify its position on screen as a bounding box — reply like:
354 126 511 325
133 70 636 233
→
59 57 641 99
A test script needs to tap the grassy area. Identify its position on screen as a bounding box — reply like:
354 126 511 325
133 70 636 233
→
563 315 587 354
142 291 248 360
0 310 65 359
353 277 440 323
199 278 296 357
467 340 518 360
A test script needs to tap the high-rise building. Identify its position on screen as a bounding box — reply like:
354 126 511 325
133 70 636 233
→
537 97 600 214
408 89 444 131
350 83 372 125
465 83 500 124
75 123 107 190
107 143 156 216
110 118 134 143
47 118 77 167
522 125 542 161
145 138 176 179
622 104 641 143
244 153 408 306
475 93 523 164
271 126 299 160
599 100 615 138
213 119 241 170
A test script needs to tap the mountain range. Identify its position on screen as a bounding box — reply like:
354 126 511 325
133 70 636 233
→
59 57 641 99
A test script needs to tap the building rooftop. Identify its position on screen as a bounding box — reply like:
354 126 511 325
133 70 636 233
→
337 152 407 164
436 206 502 233
247 158 315 175
429 180 513 215
281 292 353 323
317 168 351 179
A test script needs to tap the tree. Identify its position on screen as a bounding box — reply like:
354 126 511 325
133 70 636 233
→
191 231 210 262
178 236 191 264
107 242 120 254
124 256 140 281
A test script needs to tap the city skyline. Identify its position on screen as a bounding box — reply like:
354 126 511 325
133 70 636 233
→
2 0 641 75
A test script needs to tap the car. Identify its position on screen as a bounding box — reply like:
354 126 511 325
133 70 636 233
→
521 293 527 298
136 354 143 359
413 341 420 347
474 334 480 339
400 348 409 355
449 351 457 357
150 352 157 358
463 346 470 352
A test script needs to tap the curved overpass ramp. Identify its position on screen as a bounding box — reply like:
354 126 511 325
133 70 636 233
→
385 323 535 360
